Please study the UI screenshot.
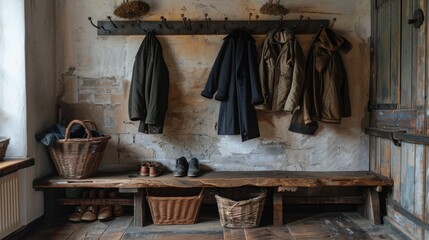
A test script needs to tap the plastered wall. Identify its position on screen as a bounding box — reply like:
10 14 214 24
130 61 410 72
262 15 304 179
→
55 0 371 172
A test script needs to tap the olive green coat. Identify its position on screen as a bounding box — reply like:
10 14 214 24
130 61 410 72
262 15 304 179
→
128 33 169 134
258 29 305 112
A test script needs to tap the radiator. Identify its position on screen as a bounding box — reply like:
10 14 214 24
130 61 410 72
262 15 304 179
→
0 172 20 239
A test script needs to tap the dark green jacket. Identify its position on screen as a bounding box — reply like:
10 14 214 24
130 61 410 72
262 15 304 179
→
129 33 169 134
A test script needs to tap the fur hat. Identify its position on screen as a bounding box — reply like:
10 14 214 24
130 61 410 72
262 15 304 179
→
260 0 289 16
114 0 150 19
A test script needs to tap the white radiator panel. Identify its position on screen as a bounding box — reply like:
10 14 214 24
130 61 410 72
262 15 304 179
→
0 172 20 239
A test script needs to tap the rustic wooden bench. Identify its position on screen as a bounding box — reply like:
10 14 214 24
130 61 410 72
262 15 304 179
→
33 171 393 227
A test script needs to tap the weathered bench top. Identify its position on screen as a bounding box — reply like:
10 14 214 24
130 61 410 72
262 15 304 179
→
33 171 393 190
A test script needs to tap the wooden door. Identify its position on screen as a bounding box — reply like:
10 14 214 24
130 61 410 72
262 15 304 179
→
369 0 429 239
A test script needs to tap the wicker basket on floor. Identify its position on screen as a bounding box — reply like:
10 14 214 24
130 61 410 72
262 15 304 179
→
147 188 204 225
48 120 111 179
0 137 10 161
215 188 267 228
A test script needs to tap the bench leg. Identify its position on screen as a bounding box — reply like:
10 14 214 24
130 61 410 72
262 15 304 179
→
134 188 147 227
273 192 283 226
43 189 65 226
360 188 381 225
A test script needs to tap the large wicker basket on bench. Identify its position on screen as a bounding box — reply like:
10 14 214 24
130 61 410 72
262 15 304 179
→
215 188 267 228
48 120 111 179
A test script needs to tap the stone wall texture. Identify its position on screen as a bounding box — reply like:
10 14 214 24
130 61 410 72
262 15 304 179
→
55 0 371 172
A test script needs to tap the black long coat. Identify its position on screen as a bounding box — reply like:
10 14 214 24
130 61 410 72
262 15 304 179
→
129 33 169 134
201 29 263 142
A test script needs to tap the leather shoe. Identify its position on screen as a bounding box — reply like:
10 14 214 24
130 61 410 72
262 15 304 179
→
81 189 98 222
68 206 84 222
149 162 163 177
98 205 113 221
140 162 149 176
81 205 98 222
173 157 188 177
97 190 113 221
187 158 201 177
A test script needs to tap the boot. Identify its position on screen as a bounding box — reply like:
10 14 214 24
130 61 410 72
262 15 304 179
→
97 189 113 221
173 157 188 177
187 158 201 177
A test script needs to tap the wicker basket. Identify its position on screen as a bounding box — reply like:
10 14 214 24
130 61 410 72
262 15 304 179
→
48 120 111 179
0 137 10 161
215 188 267 228
147 188 204 225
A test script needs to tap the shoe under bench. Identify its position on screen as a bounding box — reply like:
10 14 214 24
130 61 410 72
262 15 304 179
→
33 171 393 227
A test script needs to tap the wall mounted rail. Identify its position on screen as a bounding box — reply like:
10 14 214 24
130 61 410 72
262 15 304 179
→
90 18 330 35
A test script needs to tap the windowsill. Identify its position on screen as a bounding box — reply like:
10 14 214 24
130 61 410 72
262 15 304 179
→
0 158 34 178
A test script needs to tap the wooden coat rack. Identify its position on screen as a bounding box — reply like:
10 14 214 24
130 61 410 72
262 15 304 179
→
89 15 330 35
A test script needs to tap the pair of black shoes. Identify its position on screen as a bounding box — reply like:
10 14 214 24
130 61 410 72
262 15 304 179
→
173 157 200 177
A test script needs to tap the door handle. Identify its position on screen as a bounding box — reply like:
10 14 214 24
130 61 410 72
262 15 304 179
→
408 9 425 28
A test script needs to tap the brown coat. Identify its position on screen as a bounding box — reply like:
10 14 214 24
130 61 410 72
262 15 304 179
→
303 27 352 124
258 29 305 112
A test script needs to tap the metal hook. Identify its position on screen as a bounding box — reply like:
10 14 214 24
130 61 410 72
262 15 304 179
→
107 16 118 28
187 18 192 30
329 17 337 28
88 17 111 33
160 16 174 29
279 15 284 26
181 14 187 28
204 13 211 29
224 17 229 29
293 15 304 29
101 26 111 33
136 20 147 33
88 17 100 29
247 13 253 27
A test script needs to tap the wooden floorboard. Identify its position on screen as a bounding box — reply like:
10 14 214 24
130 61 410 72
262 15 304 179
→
84 220 113 240
24 212 400 240
99 215 133 240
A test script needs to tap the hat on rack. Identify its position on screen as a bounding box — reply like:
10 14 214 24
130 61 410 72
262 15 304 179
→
260 0 289 16
114 0 150 19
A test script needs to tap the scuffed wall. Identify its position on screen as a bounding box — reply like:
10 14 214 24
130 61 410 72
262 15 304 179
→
25 0 57 224
55 0 371 172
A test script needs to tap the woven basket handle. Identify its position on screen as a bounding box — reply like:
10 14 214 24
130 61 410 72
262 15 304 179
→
82 120 98 130
64 120 94 141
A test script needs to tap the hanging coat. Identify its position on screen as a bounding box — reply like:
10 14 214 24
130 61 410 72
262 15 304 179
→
201 29 264 142
302 27 352 124
258 29 305 112
128 32 169 134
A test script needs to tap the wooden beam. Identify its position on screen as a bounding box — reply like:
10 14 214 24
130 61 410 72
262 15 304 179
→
58 198 133 206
